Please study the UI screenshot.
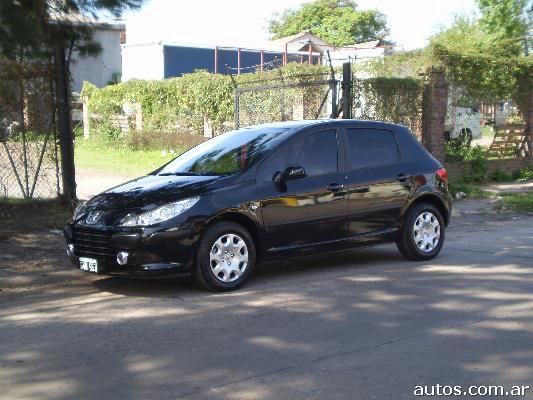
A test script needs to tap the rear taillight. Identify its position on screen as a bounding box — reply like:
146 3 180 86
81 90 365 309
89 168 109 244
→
436 168 448 185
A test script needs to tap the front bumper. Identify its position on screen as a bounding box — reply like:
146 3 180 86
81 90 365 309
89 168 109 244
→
64 224 197 278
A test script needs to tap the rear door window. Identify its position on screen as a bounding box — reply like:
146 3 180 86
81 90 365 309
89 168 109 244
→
346 128 399 170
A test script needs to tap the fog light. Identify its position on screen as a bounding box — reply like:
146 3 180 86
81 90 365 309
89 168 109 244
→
66 243 75 257
117 251 129 266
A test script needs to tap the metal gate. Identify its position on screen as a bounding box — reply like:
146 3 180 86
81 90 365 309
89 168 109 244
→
0 61 62 199
233 65 425 138
234 73 339 129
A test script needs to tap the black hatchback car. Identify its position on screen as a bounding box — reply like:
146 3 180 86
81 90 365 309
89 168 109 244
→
65 120 452 291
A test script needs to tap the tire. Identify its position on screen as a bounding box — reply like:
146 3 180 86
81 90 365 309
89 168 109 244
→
193 221 256 292
396 203 445 261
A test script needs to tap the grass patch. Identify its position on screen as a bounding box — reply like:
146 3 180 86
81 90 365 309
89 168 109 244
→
0 199 72 233
482 125 494 138
449 180 492 199
75 139 183 176
513 167 533 181
498 192 533 213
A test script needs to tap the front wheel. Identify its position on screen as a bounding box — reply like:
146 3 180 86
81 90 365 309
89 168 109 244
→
396 203 445 261
193 221 256 291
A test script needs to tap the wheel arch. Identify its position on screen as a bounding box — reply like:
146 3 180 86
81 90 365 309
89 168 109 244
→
205 211 265 261
408 193 450 226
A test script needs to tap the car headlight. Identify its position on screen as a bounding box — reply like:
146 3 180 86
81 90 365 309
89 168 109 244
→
73 201 87 219
119 197 200 227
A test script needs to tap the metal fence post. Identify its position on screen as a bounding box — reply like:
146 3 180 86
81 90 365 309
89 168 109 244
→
342 62 352 119
234 89 240 129
330 79 338 119
82 95 90 139
326 51 338 119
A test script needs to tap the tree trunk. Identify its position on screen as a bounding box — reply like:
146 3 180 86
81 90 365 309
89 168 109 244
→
54 46 76 201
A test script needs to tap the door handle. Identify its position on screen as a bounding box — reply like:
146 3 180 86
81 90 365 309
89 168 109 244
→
397 173 407 182
326 183 344 192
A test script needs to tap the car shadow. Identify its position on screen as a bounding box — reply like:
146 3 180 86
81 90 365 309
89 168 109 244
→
91 244 402 298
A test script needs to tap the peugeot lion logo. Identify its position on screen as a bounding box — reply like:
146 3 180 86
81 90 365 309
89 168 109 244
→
86 211 104 225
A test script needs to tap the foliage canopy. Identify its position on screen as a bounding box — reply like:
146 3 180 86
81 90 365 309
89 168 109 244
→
0 0 143 60
269 0 390 46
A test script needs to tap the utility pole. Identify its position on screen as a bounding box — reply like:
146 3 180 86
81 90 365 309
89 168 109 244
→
54 46 76 202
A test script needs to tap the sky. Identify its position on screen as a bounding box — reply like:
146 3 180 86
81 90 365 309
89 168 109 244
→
123 0 479 50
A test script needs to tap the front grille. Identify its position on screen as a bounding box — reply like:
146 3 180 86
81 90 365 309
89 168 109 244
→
72 226 117 268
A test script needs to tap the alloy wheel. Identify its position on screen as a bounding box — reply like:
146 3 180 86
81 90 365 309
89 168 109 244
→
413 211 441 253
209 233 248 282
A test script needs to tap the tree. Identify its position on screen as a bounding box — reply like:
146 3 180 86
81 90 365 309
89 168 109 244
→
429 2 532 118
0 1 143 59
269 0 390 46
0 0 144 201
525 0 533 54
477 0 528 54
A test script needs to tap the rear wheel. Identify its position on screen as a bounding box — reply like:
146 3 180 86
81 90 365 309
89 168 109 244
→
193 221 256 291
396 203 445 261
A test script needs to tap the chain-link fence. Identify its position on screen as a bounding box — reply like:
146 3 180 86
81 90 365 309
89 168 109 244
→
0 60 61 199
233 70 428 141
234 73 337 129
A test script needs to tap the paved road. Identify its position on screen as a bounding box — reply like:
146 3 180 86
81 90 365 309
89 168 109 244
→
1 213 532 400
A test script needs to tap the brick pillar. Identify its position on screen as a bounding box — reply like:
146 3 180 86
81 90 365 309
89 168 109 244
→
422 68 448 161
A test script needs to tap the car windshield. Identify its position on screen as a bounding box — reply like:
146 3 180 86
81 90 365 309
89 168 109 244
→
157 127 290 176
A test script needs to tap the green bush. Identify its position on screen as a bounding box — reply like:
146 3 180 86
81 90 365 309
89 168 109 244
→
352 77 424 135
448 178 491 198
512 167 533 181
445 129 487 183
445 129 472 162
82 64 329 141
466 145 487 183
489 169 513 182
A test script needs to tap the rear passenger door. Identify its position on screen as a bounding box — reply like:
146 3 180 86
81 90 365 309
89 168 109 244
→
343 127 411 236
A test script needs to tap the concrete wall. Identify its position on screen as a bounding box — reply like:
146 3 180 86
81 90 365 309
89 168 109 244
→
445 158 533 179
121 43 165 81
70 28 123 92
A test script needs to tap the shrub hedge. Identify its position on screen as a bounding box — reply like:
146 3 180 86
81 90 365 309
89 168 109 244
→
82 63 329 138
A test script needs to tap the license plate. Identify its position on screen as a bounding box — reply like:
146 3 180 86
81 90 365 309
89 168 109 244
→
80 257 99 273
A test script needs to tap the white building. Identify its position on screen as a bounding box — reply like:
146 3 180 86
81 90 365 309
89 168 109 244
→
266 32 393 66
326 40 394 67
121 42 166 81
69 21 125 92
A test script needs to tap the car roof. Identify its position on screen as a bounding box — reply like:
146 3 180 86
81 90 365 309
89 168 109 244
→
241 119 406 132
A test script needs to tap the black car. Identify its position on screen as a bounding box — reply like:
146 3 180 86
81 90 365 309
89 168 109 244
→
65 120 452 291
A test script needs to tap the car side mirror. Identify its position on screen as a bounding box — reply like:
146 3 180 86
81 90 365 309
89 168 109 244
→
272 166 305 192
282 165 306 181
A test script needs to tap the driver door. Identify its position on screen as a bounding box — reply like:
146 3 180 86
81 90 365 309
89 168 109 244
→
256 129 348 251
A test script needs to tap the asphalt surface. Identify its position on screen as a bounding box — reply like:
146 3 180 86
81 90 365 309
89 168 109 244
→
1 212 532 400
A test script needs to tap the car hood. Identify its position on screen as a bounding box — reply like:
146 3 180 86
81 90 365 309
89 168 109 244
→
77 174 224 224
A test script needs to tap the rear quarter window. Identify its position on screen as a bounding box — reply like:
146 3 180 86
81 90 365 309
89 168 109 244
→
346 128 399 170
